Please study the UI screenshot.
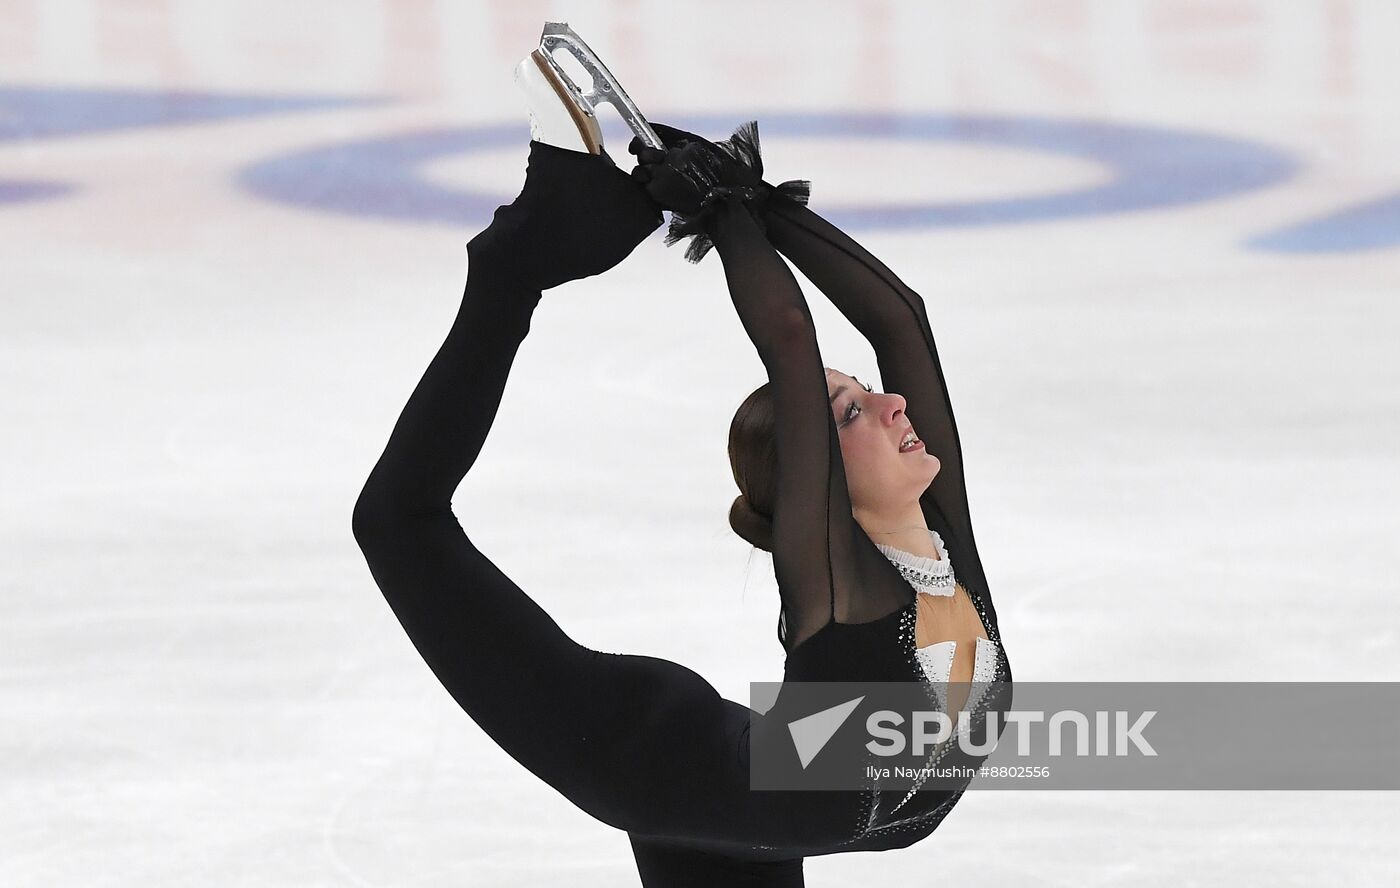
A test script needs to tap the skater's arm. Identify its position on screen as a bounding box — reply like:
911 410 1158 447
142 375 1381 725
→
630 126 917 648
763 202 976 549
708 199 877 649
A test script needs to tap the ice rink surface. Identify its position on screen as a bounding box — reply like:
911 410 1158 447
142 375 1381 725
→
4 1 1399 884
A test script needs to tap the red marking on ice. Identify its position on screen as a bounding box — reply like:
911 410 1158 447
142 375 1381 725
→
1151 0 1262 33
1325 0 1355 98
853 0 895 106
384 0 442 99
1020 44 1095 98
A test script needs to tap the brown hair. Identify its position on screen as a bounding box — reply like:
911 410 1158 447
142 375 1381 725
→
727 382 778 551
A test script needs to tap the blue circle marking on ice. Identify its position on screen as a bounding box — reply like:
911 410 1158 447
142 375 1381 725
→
237 111 1298 231
241 125 526 226
0 179 71 206
0 86 377 207
1246 191 1400 253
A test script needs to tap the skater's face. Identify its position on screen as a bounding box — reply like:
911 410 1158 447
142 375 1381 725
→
825 368 940 513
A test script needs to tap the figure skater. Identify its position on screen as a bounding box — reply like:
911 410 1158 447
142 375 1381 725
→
352 119 1011 886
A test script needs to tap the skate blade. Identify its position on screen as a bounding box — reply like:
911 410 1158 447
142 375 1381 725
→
533 22 664 152
514 48 604 155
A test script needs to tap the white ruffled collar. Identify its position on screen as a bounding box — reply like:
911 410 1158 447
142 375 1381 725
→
874 529 956 596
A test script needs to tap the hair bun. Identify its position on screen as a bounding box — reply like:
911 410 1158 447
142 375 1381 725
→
728 494 774 552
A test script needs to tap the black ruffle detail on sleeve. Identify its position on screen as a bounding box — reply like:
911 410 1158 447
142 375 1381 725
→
662 120 812 263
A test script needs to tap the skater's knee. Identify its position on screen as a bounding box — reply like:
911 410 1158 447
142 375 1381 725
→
351 483 394 550
351 478 436 551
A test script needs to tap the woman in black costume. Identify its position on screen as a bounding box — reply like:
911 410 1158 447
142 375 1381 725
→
352 122 1011 887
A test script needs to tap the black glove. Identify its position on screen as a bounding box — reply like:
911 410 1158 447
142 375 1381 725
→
627 121 810 263
467 140 664 291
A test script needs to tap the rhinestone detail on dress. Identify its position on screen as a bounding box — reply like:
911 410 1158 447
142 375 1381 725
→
769 529 1009 851
874 530 955 595
848 528 1009 840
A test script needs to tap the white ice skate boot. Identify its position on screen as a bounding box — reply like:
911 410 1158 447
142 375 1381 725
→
513 22 663 156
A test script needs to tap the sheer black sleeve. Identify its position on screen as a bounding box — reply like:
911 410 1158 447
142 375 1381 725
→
763 202 980 567
708 200 916 653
